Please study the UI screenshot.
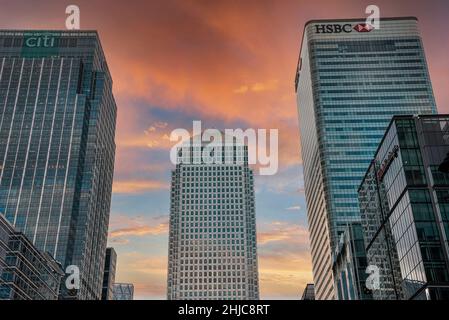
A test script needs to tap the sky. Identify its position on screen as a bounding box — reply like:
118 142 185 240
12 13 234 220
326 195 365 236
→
0 0 448 299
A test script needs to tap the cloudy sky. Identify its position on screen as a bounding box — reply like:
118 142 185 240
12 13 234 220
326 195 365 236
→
1 0 448 299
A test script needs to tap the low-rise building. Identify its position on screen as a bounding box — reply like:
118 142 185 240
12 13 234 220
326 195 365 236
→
0 214 64 300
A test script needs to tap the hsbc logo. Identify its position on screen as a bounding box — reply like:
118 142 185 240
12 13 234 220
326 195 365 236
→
314 23 375 34
353 23 375 32
315 24 352 34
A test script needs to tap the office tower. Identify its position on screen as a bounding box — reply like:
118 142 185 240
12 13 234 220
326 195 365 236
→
301 283 315 300
0 30 117 299
167 136 259 300
0 213 63 300
359 115 449 300
102 247 117 300
295 17 437 299
332 223 372 300
113 283 134 300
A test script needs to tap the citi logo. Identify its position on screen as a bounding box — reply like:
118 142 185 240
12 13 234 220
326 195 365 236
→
314 23 375 34
24 35 56 48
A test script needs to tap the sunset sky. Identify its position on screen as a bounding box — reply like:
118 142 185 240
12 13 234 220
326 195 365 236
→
1 0 448 299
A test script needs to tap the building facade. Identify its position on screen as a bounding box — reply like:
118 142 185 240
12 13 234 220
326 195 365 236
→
359 115 449 300
101 247 117 300
167 137 259 300
0 30 117 299
332 223 372 300
113 283 134 300
301 283 315 300
0 213 63 300
295 17 437 299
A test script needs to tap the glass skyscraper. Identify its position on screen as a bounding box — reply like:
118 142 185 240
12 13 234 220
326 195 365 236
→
332 222 372 300
301 283 315 300
0 30 116 299
359 115 449 300
113 283 134 300
295 17 437 299
167 137 259 300
102 247 117 300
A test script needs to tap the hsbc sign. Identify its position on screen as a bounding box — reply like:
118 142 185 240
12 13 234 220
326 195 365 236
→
314 23 375 34
315 24 352 34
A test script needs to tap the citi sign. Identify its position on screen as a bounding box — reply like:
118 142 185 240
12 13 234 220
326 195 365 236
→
315 23 375 34
24 35 56 48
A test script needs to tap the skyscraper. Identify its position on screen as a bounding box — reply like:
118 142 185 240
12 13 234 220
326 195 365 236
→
332 222 372 300
359 115 449 300
102 247 117 300
113 283 134 300
301 283 315 300
295 17 437 299
167 136 259 300
0 30 117 299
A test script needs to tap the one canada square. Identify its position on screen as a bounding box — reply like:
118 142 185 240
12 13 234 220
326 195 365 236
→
295 17 437 299
167 136 259 300
0 30 116 299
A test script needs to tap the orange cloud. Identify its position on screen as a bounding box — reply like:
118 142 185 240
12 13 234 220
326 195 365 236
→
258 221 309 245
234 80 279 94
116 119 172 150
258 251 313 299
108 214 169 245
257 221 312 299
234 85 249 94
114 253 168 299
112 180 169 194
110 238 130 245
109 224 169 239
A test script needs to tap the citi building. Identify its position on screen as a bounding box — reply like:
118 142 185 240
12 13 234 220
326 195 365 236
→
0 30 116 299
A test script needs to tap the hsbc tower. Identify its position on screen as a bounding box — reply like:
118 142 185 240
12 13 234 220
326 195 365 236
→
295 17 437 299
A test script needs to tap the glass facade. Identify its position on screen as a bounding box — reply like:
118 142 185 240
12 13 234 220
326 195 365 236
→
332 223 372 300
167 139 259 300
101 247 117 300
295 17 437 299
0 30 117 300
0 213 63 300
113 283 134 300
301 283 315 300
359 115 449 300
